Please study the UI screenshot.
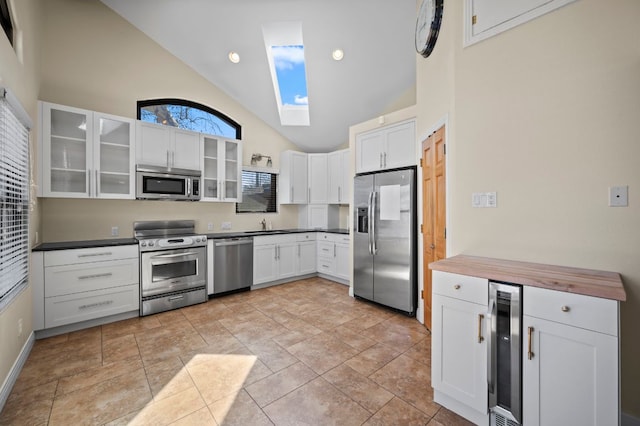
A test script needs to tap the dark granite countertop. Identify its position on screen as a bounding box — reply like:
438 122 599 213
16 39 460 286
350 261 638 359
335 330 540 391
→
206 228 349 239
32 238 138 252
32 229 349 251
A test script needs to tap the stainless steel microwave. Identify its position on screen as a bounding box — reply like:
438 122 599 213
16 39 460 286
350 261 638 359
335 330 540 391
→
135 164 201 201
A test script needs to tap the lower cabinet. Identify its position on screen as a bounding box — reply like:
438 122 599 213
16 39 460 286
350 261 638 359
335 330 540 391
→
33 245 140 330
431 272 489 424
253 232 349 286
253 234 310 285
431 270 621 426
522 287 619 426
317 233 350 282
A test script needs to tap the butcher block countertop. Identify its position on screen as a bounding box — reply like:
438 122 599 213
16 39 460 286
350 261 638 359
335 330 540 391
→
429 255 626 301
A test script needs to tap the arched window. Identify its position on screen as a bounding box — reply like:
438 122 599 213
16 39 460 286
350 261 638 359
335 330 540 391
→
137 98 241 139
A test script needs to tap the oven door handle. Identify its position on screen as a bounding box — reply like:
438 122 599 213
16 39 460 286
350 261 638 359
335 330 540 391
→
149 251 199 259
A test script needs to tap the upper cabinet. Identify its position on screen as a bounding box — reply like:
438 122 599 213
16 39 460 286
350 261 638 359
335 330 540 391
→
279 150 308 204
201 135 242 202
308 153 328 204
327 149 350 204
355 119 415 173
464 0 577 47
39 102 135 199
136 121 200 170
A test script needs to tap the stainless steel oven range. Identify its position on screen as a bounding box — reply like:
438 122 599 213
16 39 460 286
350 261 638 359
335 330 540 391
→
134 220 207 316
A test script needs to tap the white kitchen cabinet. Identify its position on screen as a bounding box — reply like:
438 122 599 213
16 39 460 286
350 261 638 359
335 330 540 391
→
430 261 623 426
297 233 317 276
253 234 299 285
136 121 200 170
32 244 140 330
522 287 619 426
278 150 308 204
316 233 350 283
355 119 415 173
328 149 350 204
464 0 576 47
334 242 350 280
308 153 328 204
431 271 488 421
39 102 135 199
298 204 339 229
201 135 242 202
253 243 279 285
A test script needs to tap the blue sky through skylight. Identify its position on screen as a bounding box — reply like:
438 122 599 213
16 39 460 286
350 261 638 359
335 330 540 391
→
271 45 308 106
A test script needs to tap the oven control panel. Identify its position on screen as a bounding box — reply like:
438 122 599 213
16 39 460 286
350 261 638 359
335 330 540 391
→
139 235 207 251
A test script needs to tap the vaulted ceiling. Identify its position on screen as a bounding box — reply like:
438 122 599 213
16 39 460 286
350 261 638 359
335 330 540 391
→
101 0 417 152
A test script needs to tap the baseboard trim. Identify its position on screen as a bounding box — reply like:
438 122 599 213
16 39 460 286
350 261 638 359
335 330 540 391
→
0 331 35 412
623 412 640 426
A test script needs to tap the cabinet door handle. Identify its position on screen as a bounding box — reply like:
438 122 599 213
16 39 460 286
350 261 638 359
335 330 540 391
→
334 243 336 257
308 187 311 202
78 272 113 280
338 186 341 203
95 169 100 197
290 187 293 202
527 326 535 360
384 152 387 167
274 246 278 261
166 150 170 167
298 244 301 257
78 252 112 258
379 153 383 168
478 314 485 343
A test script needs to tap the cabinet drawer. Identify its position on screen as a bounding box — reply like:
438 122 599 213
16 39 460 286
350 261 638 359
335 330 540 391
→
317 257 335 274
524 286 618 336
296 232 316 242
432 271 488 305
45 258 139 297
318 241 334 257
45 284 139 329
44 245 138 266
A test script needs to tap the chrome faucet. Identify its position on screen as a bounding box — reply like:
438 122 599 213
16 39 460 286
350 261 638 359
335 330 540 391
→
260 218 267 231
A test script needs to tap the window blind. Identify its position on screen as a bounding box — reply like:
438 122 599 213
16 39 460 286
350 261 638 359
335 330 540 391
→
236 170 277 213
0 89 30 311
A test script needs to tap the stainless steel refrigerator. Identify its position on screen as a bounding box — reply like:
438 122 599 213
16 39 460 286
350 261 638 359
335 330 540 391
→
353 167 417 316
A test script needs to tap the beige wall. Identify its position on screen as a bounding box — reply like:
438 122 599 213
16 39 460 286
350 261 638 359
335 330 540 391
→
0 0 42 398
37 0 305 241
416 0 640 417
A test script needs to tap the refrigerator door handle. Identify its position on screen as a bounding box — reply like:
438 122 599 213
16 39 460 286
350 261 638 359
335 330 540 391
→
371 191 378 255
367 191 374 255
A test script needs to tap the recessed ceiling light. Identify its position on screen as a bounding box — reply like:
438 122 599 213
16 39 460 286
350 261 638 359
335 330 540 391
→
228 51 240 63
332 49 344 61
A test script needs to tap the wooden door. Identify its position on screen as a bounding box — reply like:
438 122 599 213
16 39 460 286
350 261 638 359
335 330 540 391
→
421 125 446 329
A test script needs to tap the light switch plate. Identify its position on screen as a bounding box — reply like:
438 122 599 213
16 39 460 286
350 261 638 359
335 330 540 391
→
221 222 232 230
609 186 628 207
472 192 497 208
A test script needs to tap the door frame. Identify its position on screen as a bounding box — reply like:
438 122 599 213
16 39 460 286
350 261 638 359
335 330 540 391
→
416 115 450 328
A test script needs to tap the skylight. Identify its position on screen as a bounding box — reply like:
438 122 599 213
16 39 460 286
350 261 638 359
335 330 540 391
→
263 22 310 126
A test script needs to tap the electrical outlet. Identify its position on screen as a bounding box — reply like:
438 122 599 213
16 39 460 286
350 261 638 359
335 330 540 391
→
207 222 214 231
111 226 119 237
18 318 22 337
609 186 628 207
221 222 232 230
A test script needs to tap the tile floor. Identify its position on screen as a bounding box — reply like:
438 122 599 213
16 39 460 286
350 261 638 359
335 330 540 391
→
0 277 472 426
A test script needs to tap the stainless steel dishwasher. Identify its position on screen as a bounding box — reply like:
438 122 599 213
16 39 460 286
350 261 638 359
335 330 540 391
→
213 237 253 294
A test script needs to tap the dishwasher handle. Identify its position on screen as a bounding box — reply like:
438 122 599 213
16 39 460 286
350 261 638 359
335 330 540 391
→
214 238 253 247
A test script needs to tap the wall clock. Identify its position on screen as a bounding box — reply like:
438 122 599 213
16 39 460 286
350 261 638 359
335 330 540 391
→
415 0 444 58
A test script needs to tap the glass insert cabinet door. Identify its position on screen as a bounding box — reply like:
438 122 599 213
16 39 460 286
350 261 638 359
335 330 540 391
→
41 103 92 197
94 113 135 198
201 135 241 202
39 102 135 199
